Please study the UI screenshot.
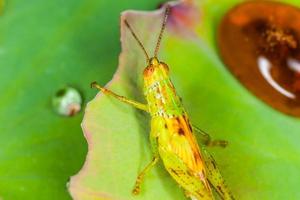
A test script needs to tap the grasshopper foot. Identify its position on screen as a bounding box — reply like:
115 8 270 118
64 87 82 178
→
90 81 98 88
206 139 228 148
132 175 142 195
90 81 107 93
132 186 141 195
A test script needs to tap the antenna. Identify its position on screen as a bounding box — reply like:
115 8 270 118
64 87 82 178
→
124 5 171 62
124 20 150 62
154 5 170 57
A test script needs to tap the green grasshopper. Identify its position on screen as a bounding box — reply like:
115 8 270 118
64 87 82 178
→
92 6 234 200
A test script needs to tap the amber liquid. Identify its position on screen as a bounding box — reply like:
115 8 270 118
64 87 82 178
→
217 0 300 117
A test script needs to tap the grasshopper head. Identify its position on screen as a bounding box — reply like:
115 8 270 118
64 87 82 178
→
124 6 171 87
143 57 169 85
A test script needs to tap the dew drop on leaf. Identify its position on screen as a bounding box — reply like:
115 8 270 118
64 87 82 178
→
52 87 82 117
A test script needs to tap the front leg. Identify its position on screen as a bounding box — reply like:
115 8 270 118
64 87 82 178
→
132 156 159 195
91 81 148 112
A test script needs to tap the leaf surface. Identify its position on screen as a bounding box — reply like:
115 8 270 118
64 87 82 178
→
69 0 300 200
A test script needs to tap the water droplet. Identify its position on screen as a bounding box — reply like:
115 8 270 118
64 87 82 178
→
217 1 300 117
52 87 82 117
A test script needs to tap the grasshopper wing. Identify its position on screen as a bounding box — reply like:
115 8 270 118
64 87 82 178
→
157 115 214 200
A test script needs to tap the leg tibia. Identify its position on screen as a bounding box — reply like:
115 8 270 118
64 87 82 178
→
132 156 159 195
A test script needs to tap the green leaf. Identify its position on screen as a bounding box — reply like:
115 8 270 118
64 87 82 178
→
0 0 163 199
69 0 300 200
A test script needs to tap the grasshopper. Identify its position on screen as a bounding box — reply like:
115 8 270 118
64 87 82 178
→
91 6 234 200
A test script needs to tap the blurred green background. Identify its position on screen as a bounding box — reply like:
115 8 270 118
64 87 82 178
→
0 0 165 199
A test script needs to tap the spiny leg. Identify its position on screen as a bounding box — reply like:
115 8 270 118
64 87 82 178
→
192 125 228 148
132 156 159 195
201 148 235 200
132 134 160 195
91 81 148 112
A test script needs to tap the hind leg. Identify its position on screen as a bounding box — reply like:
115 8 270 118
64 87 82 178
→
192 125 228 148
201 148 235 200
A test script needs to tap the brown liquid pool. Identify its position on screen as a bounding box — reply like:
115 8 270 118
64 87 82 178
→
217 1 300 117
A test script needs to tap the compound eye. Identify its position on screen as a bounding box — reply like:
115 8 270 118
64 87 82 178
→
160 62 169 73
143 65 155 77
